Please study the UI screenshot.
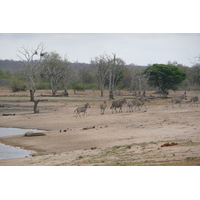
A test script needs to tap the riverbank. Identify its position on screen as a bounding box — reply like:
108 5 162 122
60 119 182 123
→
0 89 200 165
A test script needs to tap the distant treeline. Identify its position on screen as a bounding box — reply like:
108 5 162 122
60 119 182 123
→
1 58 200 95
0 59 90 71
0 59 146 71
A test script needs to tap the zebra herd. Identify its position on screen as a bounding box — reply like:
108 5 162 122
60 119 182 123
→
74 92 199 117
171 92 199 108
74 97 149 117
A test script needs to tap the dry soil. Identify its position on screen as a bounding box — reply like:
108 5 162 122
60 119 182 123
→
0 89 200 166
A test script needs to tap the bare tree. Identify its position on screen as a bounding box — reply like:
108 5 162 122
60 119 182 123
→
108 53 125 99
131 66 150 97
91 53 110 97
17 43 45 101
78 66 94 89
193 66 200 86
40 52 64 96
61 55 73 96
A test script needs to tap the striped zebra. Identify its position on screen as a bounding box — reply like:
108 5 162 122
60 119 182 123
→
110 98 127 113
134 97 148 111
100 101 107 115
171 92 187 108
127 100 135 112
74 103 91 117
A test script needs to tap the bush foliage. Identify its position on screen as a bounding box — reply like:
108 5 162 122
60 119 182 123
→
10 78 27 92
143 64 187 92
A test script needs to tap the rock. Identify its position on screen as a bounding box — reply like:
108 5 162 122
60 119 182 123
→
24 131 46 137
161 142 178 147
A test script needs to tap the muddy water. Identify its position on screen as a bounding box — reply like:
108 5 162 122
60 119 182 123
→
0 127 44 160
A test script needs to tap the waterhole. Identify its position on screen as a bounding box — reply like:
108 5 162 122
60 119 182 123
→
0 127 44 160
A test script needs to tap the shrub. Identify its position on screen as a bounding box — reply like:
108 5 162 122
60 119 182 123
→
73 84 84 90
83 83 98 90
10 79 27 92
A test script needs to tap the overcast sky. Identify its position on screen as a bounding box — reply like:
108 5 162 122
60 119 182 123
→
1 1 200 67
0 33 199 67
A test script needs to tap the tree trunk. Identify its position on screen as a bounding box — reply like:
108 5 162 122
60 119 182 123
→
100 89 104 97
109 69 113 99
100 83 104 97
30 90 35 101
52 90 56 96
33 100 40 113
64 89 69 97
143 90 146 97
52 86 57 96
109 91 114 100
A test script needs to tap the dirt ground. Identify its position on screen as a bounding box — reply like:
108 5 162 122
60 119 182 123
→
0 89 200 166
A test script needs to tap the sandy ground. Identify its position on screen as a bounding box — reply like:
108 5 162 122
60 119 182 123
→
0 89 200 166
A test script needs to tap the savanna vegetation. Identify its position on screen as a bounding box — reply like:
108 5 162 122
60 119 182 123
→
0 44 200 100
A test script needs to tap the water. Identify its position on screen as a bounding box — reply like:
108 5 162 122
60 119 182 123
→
0 127 44 160
0 143 35 160
0 127 44 137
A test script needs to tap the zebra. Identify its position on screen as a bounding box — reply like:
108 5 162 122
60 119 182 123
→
171 92 187 108
110 98 127 113
134 98 148 111
189 96 198 107
100 101 107 115
127 100 135 112
74 103 90 117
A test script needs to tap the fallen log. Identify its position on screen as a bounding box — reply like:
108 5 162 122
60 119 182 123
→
2 113 15 116
83 126 95 130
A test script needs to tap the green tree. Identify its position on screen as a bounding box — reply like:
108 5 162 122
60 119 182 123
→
0 69 4 78
72 84 84 94
143 64 186 93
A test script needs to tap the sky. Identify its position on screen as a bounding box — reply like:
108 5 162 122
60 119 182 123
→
1 1 200 67
0 33 199 67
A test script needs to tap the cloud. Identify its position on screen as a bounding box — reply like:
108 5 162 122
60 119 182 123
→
0 33 199 66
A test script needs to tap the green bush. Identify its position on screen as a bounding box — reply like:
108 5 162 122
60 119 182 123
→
10 79 27 92
37 82 50 90
72 84 84 91
83 83 98 90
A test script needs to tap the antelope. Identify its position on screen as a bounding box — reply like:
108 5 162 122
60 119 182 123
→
110 98 127 113
100 101 107 115
189 96 198 107
74 103 90 117
171 92 187 108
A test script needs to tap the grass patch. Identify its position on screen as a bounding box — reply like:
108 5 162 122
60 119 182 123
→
179 140 200 146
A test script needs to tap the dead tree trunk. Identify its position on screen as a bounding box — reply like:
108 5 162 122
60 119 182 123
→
30 90 35 101
63 89 69 97
33 99 48 113
33 100 40 113
109 54 116 100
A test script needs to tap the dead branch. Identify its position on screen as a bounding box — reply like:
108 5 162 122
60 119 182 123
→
2 114 16 116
